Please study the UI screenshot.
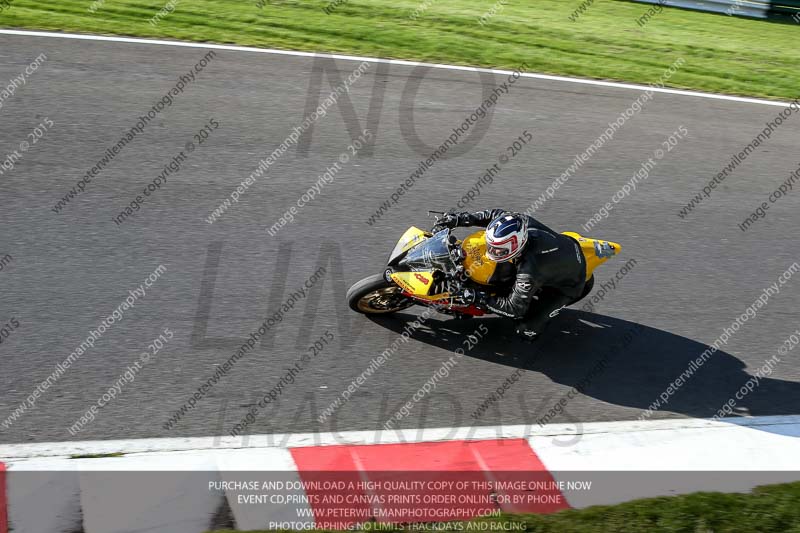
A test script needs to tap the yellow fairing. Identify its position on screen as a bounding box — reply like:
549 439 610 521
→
389 226 429 260
461 231 497 285
562 231 622 280
390 270 447 300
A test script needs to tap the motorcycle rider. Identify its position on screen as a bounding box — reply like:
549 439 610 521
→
434 209 588 340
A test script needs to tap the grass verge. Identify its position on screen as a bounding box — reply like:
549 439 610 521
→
0 0 798 100
209 480 800 532
69 451 125 459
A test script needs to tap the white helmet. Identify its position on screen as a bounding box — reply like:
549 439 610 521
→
485 213 528 262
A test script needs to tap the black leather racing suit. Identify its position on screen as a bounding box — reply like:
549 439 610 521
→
451 209 587 338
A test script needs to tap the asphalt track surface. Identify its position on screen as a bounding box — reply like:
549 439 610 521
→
1 33 799 445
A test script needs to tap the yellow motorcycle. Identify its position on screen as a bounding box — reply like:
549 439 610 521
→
347 213 622 317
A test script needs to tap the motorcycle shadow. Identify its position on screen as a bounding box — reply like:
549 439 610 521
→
367 310 800 426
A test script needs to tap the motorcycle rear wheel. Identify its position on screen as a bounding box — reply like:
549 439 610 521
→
347 274 415 314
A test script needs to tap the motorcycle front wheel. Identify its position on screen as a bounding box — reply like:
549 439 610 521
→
347 274 415 314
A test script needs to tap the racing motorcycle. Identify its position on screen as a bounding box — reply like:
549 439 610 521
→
346 211 622 318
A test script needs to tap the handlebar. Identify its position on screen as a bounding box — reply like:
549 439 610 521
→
428 210 446 233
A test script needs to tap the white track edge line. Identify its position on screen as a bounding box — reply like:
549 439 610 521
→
1 415 798 460
0 28 790 108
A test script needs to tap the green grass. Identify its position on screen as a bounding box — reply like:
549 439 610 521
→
69 451 125 459
0 0 798 100
210 481 800 532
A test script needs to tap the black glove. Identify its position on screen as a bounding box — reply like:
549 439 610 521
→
432 212 462 232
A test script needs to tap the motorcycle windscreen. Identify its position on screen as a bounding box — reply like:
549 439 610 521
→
388 226 429 265
397 229 456 272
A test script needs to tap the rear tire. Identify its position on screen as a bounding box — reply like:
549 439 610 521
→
347 274 415 314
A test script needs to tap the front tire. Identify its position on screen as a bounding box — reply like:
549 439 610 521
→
347 274 415 314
